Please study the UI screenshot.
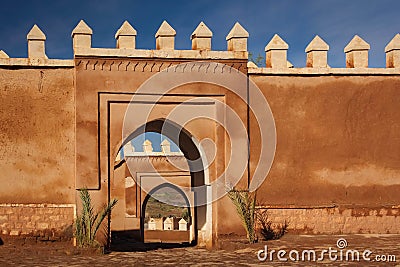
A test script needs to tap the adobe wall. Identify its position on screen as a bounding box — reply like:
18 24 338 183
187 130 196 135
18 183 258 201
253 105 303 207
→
0 204 75 239
251 75 400 205
245 74 400 235
265 206 400 234
1 20 400 244
0 63 76 238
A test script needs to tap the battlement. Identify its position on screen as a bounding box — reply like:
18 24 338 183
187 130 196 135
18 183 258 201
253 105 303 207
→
115 139 184 160
0 20 400 73
71 20 248 61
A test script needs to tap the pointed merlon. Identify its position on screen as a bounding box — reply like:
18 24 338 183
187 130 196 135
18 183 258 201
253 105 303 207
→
344 35 370 52
155 20 176 37
385 33 400 52
143 139 152 145
191 21 212 39
226 22 248 52
71 20 93 37
344 35 370 68
0 50 9 59
27 25 46 41
155 21 176 50
305 35 329 52
115 21 137 49
124 141 135 153
72 20 92 50
265 34 289 68
305 35 329 68
161 139 171 153
161 139 170 146
115 21 137 38
143 139 153 153
247 61 258 68
191 22 212 50
265 34 288 51
226 22 249 40
27 25 47 59
385 34 400 68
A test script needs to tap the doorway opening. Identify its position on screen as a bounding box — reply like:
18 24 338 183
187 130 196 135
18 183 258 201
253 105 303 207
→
111 119 208 251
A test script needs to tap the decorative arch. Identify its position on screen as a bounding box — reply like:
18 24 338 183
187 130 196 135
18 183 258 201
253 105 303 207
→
122 118 206 187
141 182 192 235
118 118 207 245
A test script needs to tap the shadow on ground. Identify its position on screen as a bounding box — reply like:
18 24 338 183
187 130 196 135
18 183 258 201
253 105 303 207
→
110 230 194 252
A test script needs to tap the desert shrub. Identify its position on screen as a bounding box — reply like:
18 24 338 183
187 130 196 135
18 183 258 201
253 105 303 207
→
256 209 288 240
75 189 118 248
227 189 257 244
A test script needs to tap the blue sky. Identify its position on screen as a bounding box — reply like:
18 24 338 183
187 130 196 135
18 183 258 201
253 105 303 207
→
130 133 180 153
0 0 399 67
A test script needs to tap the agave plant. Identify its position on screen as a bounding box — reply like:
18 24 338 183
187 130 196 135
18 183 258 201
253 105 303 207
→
227 188 257 244
75 189 118 248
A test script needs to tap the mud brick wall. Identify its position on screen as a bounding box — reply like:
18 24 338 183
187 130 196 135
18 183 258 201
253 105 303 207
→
0 204 75 239
265 206 400 234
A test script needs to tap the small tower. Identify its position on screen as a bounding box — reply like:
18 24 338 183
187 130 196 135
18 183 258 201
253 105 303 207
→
155 21 176 50
265 34 289 68
385 34 400 68
27 25 47 59
143 139 153 153
163 217 174 230
226 22 249 52
191 22 212 50
71 20 93 51
148 218 157 230
115 21 137 49
344 35 370 68
305 35 329 68
161 139 171 154
178 218 188 231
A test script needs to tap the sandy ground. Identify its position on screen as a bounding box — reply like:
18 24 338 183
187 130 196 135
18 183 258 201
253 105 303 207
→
0 234 399 266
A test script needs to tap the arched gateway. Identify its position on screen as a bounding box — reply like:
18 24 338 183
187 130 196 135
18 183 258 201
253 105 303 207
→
74 40 255 248
76 72 244 248
112 119 207 246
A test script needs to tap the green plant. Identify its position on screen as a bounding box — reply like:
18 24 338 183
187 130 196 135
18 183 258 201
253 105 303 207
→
227 188 257 243
181 209 189 220
249 52 265 67
75 189 118 248
256 209 289 240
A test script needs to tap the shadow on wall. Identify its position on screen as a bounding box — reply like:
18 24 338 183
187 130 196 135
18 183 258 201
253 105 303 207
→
0 237 3 245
